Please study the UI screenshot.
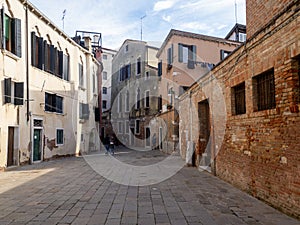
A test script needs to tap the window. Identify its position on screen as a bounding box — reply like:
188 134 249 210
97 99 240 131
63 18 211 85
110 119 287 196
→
178 43 196 69
102 100 107 109
145 91 150 108
136 88 140 109
102 54 107 60
136 57 141 75
31 32 69 80
125 120 130 134
118 93 122 112
103 71 107 80
118 122 123 134
220 50 231 60
239 33 246 42
232 82 246 115
125 44 129 53
79 103 89 119
103 87 107 94
1 12 22 57
167 44 173 69
158 95 162 111
79 63 84 87
253 69 276 111
56 129 64 145
93 69 96 94
94 107 100 122
135 119 140 134
125 90 130 112
158 61 162 77
4 78 24 105
45 92 63 113
119 64 131 81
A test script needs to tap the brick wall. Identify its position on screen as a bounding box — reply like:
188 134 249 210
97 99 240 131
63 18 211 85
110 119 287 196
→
179 1 300 218
246 0 295 38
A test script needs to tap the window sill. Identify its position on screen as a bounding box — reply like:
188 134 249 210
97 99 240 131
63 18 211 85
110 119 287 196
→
2 50 20 61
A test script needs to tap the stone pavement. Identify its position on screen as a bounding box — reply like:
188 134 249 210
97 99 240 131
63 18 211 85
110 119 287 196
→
0 147 299 225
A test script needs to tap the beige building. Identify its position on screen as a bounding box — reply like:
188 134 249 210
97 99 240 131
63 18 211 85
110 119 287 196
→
156 29 241 154
0 0 102 169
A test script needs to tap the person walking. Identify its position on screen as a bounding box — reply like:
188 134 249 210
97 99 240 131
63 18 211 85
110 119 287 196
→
109 136 115 155
104 135 110 154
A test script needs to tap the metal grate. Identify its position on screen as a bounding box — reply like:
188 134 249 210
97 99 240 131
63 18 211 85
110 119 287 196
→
234 82 246 115
255 69 276 111
34 120 43 127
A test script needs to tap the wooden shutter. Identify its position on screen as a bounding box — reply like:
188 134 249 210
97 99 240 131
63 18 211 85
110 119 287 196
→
49 45 55 73
58 51 63 78
0 8 3 49
63 54 69 81
44 41 49 71
14 82 24 105
4 78 11 103
11 18 22 57
31 32 36 66
38 37 44 69
158 61 162 76
178 43 183 62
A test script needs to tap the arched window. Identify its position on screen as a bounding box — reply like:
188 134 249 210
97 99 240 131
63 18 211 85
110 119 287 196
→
136 88 140 109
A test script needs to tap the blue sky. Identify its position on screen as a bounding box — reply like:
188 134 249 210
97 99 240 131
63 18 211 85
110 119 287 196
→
29 0 246 49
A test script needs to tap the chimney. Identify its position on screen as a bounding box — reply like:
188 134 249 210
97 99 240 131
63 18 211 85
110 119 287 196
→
83 36 92 52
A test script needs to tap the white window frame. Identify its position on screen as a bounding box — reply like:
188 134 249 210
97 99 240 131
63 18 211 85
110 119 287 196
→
118 93 122 113
125 90 130 112
103 71 107 80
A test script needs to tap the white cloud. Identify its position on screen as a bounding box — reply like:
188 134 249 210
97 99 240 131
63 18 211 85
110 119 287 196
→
153 0 176 12
162 15 171 22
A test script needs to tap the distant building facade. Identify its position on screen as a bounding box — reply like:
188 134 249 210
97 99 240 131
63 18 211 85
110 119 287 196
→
111 40 159 148
156 29 241 154
0 0 102 169
225 23 246 42
100 48 116 140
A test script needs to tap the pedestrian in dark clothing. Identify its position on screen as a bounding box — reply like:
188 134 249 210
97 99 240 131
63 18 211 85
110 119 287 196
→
104 136 110 154
109 136 115 155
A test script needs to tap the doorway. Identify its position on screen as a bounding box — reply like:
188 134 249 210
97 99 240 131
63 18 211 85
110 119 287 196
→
33 129 42 162
145 127 151 148
198 99 211 169
7 127 15 167
159 127 163 149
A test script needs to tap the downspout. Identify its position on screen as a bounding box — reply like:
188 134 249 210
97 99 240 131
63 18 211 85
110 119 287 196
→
25 1 32 164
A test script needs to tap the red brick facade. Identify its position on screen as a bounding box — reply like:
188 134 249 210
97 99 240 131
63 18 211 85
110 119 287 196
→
179 0 300 218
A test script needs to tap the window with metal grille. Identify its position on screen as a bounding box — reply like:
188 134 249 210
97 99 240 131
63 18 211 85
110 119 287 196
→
33 120 43 127
233 82 246 115
253 69 276 111
103 87 107 94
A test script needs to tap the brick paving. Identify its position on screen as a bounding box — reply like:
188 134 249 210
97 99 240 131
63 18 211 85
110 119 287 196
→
0 147 299 225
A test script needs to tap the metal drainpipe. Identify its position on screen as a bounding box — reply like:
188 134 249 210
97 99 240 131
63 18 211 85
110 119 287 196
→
25 1 32 164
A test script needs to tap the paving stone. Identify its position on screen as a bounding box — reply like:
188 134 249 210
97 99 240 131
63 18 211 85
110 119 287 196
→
0 149 298 225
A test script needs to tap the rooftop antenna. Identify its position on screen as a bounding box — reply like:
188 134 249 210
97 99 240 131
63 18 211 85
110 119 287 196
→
235 0 238 24
62 9 66 31
140 15 146 41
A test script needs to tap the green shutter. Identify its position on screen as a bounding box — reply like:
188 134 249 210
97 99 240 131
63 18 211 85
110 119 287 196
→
14 82 24 105
4 78 11 103
0 8 4 49
11 18 21 57
178 43 183 62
